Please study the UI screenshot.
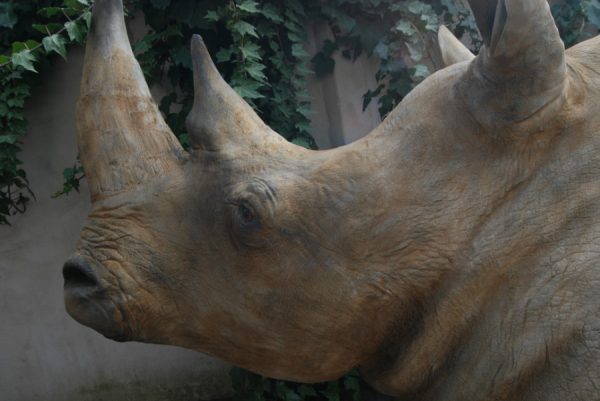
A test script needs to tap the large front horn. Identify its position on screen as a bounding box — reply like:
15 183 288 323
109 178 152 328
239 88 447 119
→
186 35 287 152
458 0 566 128
77 0 185 200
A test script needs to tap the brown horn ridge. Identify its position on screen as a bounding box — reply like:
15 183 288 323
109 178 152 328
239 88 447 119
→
76 0 185 201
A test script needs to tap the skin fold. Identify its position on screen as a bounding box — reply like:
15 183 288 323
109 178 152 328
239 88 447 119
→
63 0 600 399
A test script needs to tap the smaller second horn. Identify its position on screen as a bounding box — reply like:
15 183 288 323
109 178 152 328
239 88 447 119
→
186 35 285 152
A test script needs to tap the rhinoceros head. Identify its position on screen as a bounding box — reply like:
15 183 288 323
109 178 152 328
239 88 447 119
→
64 0 597 390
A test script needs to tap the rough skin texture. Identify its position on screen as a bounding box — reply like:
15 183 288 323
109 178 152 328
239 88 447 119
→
63 0 600 399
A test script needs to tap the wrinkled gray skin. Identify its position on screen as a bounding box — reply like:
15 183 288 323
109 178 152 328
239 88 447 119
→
63 0 600 399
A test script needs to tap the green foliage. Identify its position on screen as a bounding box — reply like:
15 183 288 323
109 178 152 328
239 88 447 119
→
229 367 382 401
131 0 317 150
552 0 600 47
311 0 481 118
52 157 84 198
0 0 91 223
309 0 600 119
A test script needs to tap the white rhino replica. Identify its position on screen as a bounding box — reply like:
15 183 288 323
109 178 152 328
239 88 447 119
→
63 0 600 399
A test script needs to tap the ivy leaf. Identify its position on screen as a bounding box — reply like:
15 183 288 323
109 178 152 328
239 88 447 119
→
413 63 430 79
63 167 75 180
407 0 433 15
245 62 267 82
150 0 171 10
11 42 27 52
0 135 18 144
240 42 261 61
362 84 384 111
33 23 62 34
215 47 234 63
0 2 18 28
297 384 318 397
394 20 415 36
284 0 305 16
205 10 220 22
343 375 361 400
37 7 62 18
233 20 258 38
233 81 264 100
133 38 152 54
441 0 458 15
291 43 308 59
320 382 341 401
11 50 37 72
373 42 389 60
42 34 67 60
170 45 192 69
261 4 283 22
583 0 600 28
65 21 85 43
406 41 422 62
25 40 39 49
236 0 260 14
83 10 92 29
287 30 304 43
284 390 302 401
7 96 25 108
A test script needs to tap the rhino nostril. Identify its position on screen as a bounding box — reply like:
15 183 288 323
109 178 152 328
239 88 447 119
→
63 260 98 288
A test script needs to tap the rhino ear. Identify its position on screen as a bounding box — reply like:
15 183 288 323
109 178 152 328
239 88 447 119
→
460 0 566 128
437 26 475 67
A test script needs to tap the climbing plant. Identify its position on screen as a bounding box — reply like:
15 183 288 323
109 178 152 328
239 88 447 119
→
552 0 600 47
0 0 91 224
309 0 480 118
130 0 316 150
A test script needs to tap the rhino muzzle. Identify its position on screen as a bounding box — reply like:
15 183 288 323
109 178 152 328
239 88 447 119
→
63 255 131 342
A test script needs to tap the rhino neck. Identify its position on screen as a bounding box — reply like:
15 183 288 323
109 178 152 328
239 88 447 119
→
354 99 600 398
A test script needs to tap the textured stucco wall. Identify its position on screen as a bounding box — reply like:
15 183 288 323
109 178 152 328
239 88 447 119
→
0 20 381 401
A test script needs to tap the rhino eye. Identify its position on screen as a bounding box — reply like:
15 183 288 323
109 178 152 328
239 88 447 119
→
239 204 256 224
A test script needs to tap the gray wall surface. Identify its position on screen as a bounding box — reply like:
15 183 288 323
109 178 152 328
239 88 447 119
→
0 22 380 401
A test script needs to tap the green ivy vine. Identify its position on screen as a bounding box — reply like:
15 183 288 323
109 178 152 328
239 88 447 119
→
552 0 600 46
309 0 481 118
0 0 91 224
128 0 316 152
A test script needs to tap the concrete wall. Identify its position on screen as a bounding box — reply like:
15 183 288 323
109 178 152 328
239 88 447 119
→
0 20 381 401
306 22 382 149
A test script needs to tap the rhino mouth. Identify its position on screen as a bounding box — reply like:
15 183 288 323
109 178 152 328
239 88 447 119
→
63 256 131 342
